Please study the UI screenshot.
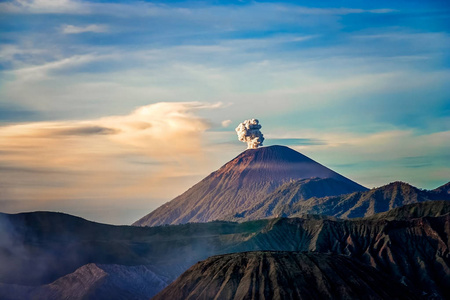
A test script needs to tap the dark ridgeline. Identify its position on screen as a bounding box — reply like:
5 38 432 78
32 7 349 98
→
153 252 422 300
0 201 449 299
134 145 367 226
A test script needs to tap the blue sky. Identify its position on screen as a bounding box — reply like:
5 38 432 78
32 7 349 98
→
0 0 449 224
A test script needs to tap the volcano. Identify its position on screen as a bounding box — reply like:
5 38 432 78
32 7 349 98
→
134 145 366 226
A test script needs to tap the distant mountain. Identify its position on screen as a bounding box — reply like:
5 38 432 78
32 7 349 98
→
0 264 169 300
364 200 450 221
434 181 450 194
229 181 450 221
153 252 421 300
1 202 449 298
226 177 374 220
134 145 367 226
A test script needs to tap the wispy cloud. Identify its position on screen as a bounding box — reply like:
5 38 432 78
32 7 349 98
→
61 24 108 34
279 6 396 15
0 0 87 14
0 1 396 17
9 54 103 81
0 102 222 161
266 138 326 146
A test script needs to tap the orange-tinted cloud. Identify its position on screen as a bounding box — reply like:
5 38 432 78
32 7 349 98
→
0 102 223 223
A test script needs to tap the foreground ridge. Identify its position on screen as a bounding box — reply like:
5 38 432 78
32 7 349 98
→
0 201 448 299
153 251 422 300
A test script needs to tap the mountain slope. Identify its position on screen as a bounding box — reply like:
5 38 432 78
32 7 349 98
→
227 177 375 220
232 181 450 221
364 200 450 221
0 263 169 300
134 145 366 226
153 251 422 300
1 202 449 298
434 181 450 194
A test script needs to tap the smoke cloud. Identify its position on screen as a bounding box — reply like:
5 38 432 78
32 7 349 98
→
235 119 264 149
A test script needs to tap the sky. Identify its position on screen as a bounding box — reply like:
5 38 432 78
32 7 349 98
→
0 0 449 224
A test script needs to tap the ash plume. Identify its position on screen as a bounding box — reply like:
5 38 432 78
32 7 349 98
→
235 119 264 149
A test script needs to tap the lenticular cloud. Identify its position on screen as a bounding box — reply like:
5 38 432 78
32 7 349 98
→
235 119 264 149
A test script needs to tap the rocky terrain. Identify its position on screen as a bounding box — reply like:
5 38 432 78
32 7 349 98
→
1 201 449 299
153 251 422 300
133 145 367 226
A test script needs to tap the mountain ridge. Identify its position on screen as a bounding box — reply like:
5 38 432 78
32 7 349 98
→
226 181 450 222
283 181 450 219
434 181 450 194
1 201 449 298
153 251 423 300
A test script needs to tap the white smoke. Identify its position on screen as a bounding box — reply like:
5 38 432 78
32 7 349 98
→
235 119 264 149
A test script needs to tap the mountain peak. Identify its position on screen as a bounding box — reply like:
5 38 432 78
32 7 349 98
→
384 181 415 187
238 145 312 162
134 146 366 226
212 145 365 187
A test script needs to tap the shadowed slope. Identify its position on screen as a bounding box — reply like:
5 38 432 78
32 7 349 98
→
134 146 366 226
434 182 450 194
227 177 373 221
364 200 450 221
153 251 422 300
232 181 450 221
0 263 169 300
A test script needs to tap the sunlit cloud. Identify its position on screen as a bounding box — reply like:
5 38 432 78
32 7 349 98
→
0 102 225 223
221 120 232 128
0 102 221 162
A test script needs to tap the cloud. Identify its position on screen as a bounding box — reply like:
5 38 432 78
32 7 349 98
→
0 101 221 160
0 102 225 223
218 35 317 50
0 1 395 17
221 120 232 127
266 138 326 146
52 125 118 136
9 54 102 81
281 6 396 15
0 0 87 14
61 24 108 34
